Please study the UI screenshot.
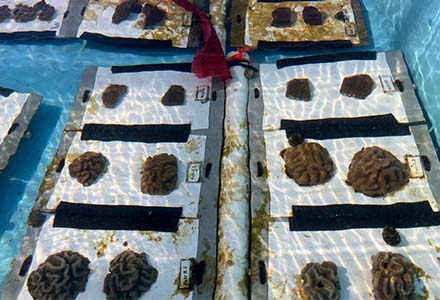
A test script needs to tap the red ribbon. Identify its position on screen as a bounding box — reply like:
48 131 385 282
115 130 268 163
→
172 0 231 80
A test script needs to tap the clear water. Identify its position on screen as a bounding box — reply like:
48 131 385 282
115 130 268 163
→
0 0 440 292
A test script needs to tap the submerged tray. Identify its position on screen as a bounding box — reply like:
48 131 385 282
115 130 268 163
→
17 216 198 300
231 0 368 48
46 133 206 218
268 221 440 300
261 52 417 130
0 91 42 171
75 65 212 131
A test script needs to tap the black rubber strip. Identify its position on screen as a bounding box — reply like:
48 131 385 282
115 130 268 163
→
112 63 192 74
54 202 183 232
289 201 440 231
281 114 410 140
0 31 55 40
277 51 377 69
81 124 191 143
80 32 173 48
259 40 353 52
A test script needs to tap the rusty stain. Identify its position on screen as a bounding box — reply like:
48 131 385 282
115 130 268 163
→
185 136 203 154
86 94 98 115
138 231 163 243
222 123 245 157
171 272 191 298
95 231 118 258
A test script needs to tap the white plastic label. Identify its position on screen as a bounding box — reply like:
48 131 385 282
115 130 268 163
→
405 155 425 178
380 75 396 93
195 86 210 103
179 259 193 289
186 161 202 183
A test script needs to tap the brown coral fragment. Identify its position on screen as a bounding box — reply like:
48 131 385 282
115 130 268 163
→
302 6 323 26
286 78 311 101
0 5 11 23
271 7 293 27
301 261 340 300
103 250 158 300
68 152 108 187
346 147 409 197
161 85 185 106
143 4 166 28
13 5 38 22
382 226 401 246
141 153 178 195
340 74 375 99
27 251 91 300
371 252 415 300
102 84 128 108
281 142 334 186
37 2 56 21
112 0 142 24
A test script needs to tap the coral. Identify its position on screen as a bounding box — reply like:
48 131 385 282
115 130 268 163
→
382 226 401 246
102 84 128 108
112 0 142 24
0 5 11 23
68 152 108 187
13 4 38 22
271 7 293 27
371 252 415 300
346 147 409 197
161 85 185 106
301 261 340 300
37 2 56 21
141 153 178 195
281 142 334 186
302 6 323 26
143 4 166 28
103 250 158 300
287 133 305 147
334 10 346 22
27 251 91 300
286 78 311 101
339 74 375 99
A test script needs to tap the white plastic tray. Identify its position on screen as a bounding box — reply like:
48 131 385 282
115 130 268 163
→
0 92 28 145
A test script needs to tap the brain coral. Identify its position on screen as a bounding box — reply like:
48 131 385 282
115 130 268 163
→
301 261 340 300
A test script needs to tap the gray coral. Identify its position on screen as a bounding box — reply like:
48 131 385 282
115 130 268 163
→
27 251 91 300
281 142 334 186
141 153 178 195
346 147 409 197
102 84 128 108
371 252 415 300
68 151 108 187
301 261 340 300
103 250 158 300
13 4 38 22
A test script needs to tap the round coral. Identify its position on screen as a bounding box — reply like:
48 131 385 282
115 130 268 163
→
12 4 37 22
141 153 178 195
27 251 91 300
371 252 415 300
103 250 158 300
346 147 409 197
301 261 340 300
68 151 108 187
281 142 334 186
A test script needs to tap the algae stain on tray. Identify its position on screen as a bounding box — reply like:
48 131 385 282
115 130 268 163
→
95 231 118 258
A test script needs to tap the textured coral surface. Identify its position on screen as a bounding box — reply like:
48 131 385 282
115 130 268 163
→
371 252 415 300
281 142 334 186
68 151 107 187
103 250 158 300
141 153 178 195
102 84 128 108
37 1 56 21
271 7 293 27
339 74 375 99
112 0 142 24
286 78 311 101
346 147 409 197
143 4 166 28
161 85 185 106
302 6 323 26
27 251 91 300
13 5 37 22
301 261 340 300
382 226 401 246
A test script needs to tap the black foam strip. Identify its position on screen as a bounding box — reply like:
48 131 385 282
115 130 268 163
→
281 114 411 140
259 40 353 52
112 63 192 74
0 31 55 40
81 124 191 143
80 32 173 48
277 51 377 69
54 202 183 232
289 201 440 231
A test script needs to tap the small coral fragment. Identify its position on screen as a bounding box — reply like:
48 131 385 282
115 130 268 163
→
0 5 11 23
143 4 166 28
13 5 38 22
382 226 401 246
161 85 185 106
112 0 141 24
286 78 311 101
340 74 375 99
301 261 340 300
302 6 323 26
271 8 293 27
68 152 108 187
102 84 128 108
141 153 178 195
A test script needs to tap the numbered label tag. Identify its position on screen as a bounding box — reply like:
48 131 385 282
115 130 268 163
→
405 155 425 178
179 259 194 289
345 22 357 36
380 75 397 93
186 161 202 183
195 86 210 103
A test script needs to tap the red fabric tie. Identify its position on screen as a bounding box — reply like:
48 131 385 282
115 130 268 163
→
172 0 231 80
